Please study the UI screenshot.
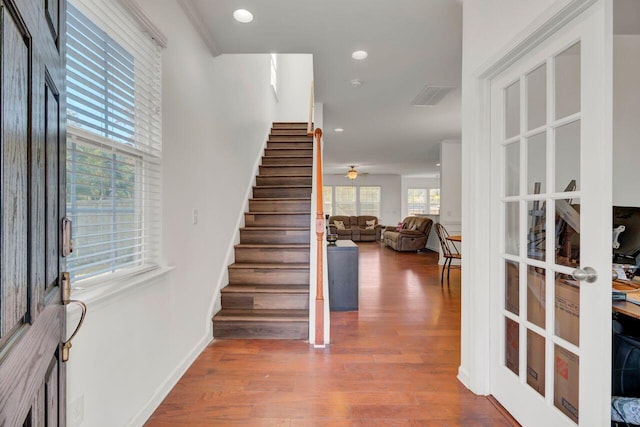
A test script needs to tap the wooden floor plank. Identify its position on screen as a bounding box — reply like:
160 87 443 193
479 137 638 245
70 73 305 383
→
146 243 519 426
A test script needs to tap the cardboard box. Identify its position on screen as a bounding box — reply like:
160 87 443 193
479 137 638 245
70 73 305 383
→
527 330 545 396
554 345 579 423
505 261 519 314
555 276 580 346
527 266 546 328
505 318 519 375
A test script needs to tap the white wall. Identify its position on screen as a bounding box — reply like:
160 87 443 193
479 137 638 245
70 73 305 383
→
276 54 314 122
440 140 462 226
613 35 640 207
460 0 561 394
65 2 314 426
322 174 401 226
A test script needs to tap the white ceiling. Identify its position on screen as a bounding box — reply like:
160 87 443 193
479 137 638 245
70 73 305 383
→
187 0 463 177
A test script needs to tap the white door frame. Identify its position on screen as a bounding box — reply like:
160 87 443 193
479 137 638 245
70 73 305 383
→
459 0 610 403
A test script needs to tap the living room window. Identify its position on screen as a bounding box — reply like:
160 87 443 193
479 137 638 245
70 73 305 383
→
407 188 428 215
335 186 357 216
429 188 441 214
325 186 381 217
408 188 440 216
359 186 381 218
323 186 333 216
66 1 162 283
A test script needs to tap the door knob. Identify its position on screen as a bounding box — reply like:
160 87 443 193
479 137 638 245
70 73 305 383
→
572 267 597 283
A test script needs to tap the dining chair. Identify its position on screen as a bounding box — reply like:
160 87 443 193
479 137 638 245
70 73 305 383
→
434 223 461 286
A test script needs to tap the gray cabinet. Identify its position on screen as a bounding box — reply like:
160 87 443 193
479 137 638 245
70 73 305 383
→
327 240 359 311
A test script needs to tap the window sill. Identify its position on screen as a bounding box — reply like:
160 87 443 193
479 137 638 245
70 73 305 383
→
67 266 175 314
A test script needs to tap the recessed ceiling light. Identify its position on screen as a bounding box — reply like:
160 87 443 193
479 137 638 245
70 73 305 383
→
352 50 368 60
334 128 344 132
233 9 254 23
436 163 441 166
350 78 363 88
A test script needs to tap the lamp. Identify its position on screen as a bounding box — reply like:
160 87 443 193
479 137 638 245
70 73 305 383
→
346 165 358 180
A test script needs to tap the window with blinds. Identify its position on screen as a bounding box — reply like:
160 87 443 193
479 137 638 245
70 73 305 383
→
335 186 357 216
408 188 428 216
66 1 162 283
322 186 333 216
358 186 380 217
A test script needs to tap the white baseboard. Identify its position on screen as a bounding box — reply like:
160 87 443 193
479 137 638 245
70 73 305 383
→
127 334 212 426
457 365 470 389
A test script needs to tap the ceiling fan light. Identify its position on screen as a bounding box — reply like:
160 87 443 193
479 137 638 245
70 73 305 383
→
346 166 358 180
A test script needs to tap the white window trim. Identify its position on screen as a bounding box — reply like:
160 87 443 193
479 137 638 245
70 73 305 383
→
66 0 164 288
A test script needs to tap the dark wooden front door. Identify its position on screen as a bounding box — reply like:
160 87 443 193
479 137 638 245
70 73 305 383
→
0 0 67 425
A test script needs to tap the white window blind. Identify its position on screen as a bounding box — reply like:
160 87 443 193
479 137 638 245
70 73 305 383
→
429 189 441 214
322 186 333 216
359 186 380 217
335 186 356 216
66 0 162 283
408 188 428 216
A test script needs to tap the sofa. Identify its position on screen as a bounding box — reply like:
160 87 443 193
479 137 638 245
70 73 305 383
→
328 215 382 242
383 217 433 252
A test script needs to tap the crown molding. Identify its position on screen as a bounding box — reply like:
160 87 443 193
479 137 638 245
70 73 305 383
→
177 0 222 57
118 0 168 48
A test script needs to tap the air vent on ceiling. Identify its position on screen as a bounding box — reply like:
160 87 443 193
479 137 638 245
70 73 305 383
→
410 85 455 107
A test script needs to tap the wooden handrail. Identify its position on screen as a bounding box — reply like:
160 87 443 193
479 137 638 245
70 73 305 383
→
307 81 314 137
313 128 325 346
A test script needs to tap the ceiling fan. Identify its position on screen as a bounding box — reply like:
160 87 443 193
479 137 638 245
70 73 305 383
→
326 165 370 179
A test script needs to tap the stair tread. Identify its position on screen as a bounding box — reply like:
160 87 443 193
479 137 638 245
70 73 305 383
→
249 197 311 201
214 309 309 322
222 284 309 294
235 243 310 249
253 185 311 189
260 165 311 167
229 263 310 270
254 175 312 178
262 155 312 159
245 212 311 215
240 227 310 231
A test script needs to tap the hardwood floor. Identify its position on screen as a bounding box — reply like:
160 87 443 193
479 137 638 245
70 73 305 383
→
147 242 518 426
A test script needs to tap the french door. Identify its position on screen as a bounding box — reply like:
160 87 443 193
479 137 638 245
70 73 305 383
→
490 2 612 426
0 0 67 424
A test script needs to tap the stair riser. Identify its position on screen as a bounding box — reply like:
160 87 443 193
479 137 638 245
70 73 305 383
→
272 123 308 130
270 129 309 136
253 187 311 199
249 199 310 212
266 142 313 149
269 136 312 142
245 213 310 227
264 149 313 157
221 294 309 310
259 166 312 176
261 157 312 166
256 176 312 186
235 248 310 264
240 229 310 244
213 321 308 339
229 269 309 285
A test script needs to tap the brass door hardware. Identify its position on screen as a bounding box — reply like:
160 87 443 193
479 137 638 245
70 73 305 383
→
61 272 87 362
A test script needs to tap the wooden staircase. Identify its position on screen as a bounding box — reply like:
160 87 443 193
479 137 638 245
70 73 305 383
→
213 122 312 339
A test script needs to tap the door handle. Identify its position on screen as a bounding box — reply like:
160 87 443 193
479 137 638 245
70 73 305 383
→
61 272 87 362
572 266 598 283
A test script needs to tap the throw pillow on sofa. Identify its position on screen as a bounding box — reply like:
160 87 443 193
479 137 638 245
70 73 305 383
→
395 222 404 232
334 220 346 230
366 220 376 230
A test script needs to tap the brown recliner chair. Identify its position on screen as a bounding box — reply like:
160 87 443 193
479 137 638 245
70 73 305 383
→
383 217 433 252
